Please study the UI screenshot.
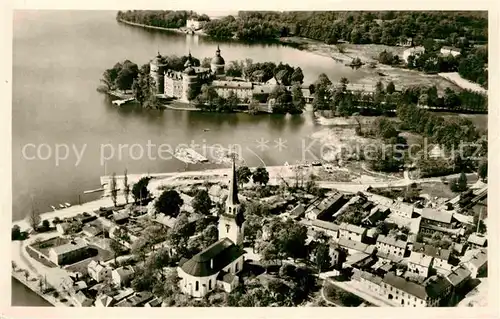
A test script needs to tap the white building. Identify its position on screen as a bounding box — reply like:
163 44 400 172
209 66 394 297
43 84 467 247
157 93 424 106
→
440 46 461 57
111 265 135 288
310 219 340 239
48 240 88 266
403 46 425 64
461 249 487 279
177 159 246 298
408 251 433 278
186 19 203 30
412 243 451 275
339 223 367 242
376 235 407 258
87 260 112 283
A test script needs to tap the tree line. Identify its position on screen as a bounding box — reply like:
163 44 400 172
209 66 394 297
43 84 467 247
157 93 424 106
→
116 10 209 29
202 11 487 44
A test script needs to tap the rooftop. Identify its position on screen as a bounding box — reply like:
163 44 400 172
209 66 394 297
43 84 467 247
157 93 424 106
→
50 239 87 256
412 243 451 261
383 272 451 300
376 235 407 249
467 233 487 246
311 219 340 232
408 251 433 268
212 80 253 89
420 208 453 224
446 265 471 286
339 222 367 235
179 238 245 277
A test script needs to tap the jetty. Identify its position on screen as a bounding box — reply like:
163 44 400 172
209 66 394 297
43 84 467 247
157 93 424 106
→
173 147 209 164
112 97 135 106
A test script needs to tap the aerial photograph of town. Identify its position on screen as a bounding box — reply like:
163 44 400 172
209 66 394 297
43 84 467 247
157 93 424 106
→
11 10 488 308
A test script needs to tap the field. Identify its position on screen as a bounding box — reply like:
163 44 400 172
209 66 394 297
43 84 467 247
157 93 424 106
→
282 37 461 93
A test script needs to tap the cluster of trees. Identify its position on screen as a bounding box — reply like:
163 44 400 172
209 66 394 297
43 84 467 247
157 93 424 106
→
406 40 488 88
324 283 363 306
449 171 468 192
458 46 488 88
100 60 139 92
116 10 209 29
226 264 317 306
378 50 401 65
132 64 162 109
311 74 398 116
236 166 270 186
203 11 487 45
396 103 485 176
400 84 487 113
256 218 308 263
192 85 241 112
220 59 304 85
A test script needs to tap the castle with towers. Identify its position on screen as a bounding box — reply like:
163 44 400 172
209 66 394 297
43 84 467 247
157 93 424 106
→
177 159 246 298
150 46 255 103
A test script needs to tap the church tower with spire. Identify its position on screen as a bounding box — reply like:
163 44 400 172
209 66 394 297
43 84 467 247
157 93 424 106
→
218 158 244 246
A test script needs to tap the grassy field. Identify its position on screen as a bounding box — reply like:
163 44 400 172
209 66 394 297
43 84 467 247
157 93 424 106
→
281 37 461 93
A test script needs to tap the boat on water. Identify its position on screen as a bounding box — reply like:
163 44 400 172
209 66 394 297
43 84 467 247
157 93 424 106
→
203 128 210 132
65 202 71 208
58 204 65 209
50 205 56 211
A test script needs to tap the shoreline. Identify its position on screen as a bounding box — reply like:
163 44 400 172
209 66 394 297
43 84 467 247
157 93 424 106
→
11 271 59 307
117 19 206 36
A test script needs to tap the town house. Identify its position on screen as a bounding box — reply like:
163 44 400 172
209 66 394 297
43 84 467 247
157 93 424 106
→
412 243 452 274
310 219 340 239
376 235 407 258
87 260 112 283
339 223 367 242
407 251 433 278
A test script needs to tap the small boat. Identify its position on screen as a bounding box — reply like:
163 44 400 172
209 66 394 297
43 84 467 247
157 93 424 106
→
65 202 71 207
59 204 65 209
50 205 57 211
203 128 210 132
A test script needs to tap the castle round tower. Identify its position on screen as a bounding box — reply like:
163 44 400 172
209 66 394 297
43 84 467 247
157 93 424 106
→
210 45 225 75
150 52 166 94
181 55 199 102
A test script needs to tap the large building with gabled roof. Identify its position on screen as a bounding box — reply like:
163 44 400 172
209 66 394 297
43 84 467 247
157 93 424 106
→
177 159 246 298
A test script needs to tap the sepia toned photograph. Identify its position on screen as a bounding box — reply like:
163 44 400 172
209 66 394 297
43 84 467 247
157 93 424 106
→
10 9 489 309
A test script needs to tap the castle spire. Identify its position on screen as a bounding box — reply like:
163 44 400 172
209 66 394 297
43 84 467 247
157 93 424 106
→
227 155 239 206
216 45 220 55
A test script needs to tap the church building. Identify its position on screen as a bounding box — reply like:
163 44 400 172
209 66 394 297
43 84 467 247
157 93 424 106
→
177 159 245 298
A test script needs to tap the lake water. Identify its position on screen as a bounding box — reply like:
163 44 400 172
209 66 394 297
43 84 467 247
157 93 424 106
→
12 10 364 304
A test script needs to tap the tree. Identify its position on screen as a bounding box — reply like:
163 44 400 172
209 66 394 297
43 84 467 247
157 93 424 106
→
313 243 331 272
248 99 260 115
236 166 252 187
192 189 213 216
115 61 139 92
155 189 184 217
132 176 151 204
109 239 123 266
457 172 468 191
28 202 40 231
42 219 50 231
290 67 304 84
478 160 487 181
291 84 306 114
225 90 239 111
12 225 21 240
252 167 270 186
123 169 130 204
110 173 118 207
131 237 149 263
386 81 396 94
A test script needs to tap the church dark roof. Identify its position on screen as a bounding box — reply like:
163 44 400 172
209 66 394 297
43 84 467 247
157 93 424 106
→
184 66 196 75
227 159 239 205
211 45 225 65
179 238 245 277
